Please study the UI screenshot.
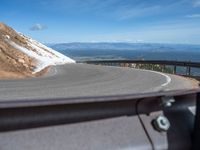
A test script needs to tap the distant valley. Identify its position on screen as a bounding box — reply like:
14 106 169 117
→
50 43 200 62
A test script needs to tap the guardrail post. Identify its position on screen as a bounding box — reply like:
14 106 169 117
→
151 64 154 70
173 65 177 74
192 93 200 150
189 67 191 76
163 65 166 73
186 67 188 76
186 66 190 76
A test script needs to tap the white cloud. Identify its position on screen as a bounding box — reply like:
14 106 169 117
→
30 23 47 31
117 5 161 20
90 21 200 44
186 14 200 18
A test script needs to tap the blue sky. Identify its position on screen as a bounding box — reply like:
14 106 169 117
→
1 0 200 44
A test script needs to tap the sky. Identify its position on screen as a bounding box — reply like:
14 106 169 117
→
1 0 200 44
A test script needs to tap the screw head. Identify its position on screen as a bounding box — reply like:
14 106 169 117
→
153 115 170 132
161 96 175 107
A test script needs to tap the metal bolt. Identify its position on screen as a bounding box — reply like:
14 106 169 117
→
153 115 170 132
161 96 175 107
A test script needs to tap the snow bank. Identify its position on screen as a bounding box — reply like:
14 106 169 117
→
5 32 75 73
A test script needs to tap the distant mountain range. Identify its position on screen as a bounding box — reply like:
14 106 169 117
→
50 42 200 52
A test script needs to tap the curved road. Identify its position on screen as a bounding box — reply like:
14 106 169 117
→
0 63 197 102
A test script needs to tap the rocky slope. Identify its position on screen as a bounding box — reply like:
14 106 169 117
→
0 23 75 79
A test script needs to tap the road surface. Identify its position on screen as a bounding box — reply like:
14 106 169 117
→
0 63 197 102
0 63 198 150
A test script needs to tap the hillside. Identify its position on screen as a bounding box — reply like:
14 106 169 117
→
0 23 75 79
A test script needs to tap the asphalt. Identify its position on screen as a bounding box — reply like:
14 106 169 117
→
0 63 196 102
0 63 197 150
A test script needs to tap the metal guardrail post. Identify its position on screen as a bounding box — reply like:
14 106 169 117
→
162 65 164 72
151 64 154 70
173 65 177 74
189 67 191 76
192 93 200 150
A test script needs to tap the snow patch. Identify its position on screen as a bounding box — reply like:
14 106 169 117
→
6 40 51 73
5 32 75 73
4 35 10 39
18 32 75 64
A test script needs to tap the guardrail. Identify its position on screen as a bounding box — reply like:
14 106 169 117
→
1 60 200 149
83 60 200 80
0 89 200 149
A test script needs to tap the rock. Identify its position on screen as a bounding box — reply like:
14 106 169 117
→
23 63 29 68
18 58 25 64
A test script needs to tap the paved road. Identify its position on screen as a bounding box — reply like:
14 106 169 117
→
0 64 197 102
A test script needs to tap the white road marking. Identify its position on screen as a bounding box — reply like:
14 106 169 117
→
158 72 172 87
143 70 172 87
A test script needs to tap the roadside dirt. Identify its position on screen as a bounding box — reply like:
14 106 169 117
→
0 23 49 79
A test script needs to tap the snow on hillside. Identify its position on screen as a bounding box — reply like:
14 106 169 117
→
7 32 75 73
0 22 76 79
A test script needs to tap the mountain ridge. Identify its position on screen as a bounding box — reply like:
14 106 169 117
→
0 23 75 79
51 42 200 52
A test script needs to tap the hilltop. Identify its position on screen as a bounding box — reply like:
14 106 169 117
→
0 23 75 79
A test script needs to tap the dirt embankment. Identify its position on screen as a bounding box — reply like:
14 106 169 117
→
0 23 48 79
